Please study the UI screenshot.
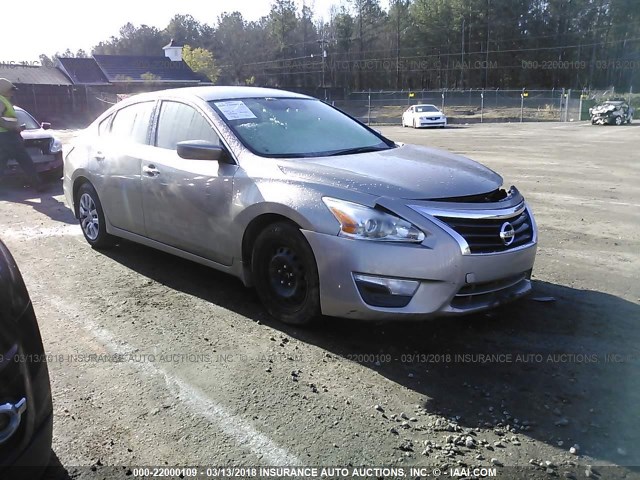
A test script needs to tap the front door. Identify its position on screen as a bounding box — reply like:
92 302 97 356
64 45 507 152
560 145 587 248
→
141 100 237 266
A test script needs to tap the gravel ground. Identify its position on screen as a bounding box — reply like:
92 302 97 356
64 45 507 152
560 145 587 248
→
1 121 638 480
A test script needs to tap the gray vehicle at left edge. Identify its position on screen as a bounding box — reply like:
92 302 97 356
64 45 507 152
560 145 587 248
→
63 86 537 325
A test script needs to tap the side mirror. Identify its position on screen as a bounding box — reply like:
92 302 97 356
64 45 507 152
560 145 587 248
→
177 140 227 162
41 122 51 130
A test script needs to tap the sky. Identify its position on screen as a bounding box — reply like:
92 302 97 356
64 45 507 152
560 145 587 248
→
4 0 357 63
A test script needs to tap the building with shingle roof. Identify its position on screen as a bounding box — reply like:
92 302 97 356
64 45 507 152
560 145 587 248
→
0 64 72 86
2 42 211 126
91 55 202 84
56 57 110 85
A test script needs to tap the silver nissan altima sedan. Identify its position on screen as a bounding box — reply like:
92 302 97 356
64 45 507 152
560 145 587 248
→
63 86 537 325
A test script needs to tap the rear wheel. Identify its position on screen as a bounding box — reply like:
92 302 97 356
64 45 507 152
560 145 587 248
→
251 222 320 325
615 116 623 125
77 183 115 249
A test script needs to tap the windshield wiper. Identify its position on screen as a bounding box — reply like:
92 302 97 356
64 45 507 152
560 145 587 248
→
327 146 391 156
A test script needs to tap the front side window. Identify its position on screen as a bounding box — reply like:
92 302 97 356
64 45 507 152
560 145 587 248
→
156 101 219 150
110 102 154 144
209 97 393 158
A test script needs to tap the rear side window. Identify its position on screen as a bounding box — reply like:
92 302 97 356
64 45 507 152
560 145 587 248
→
155 101 219 150
110 102 154 144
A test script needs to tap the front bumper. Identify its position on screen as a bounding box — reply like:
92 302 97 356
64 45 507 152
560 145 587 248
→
417 118 447 127
303 229 536 320
4 152 63 175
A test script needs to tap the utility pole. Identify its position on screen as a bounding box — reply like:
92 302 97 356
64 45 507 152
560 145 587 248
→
317 38 329 101
460 18 465 89
485 0 490 89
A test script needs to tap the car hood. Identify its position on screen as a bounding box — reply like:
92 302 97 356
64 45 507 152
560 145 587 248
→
592 104 618 114
21 128 54 141
276 144 502 200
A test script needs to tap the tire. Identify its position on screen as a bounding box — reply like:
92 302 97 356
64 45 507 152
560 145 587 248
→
413 119 417 129
615 116 623 125
76 183 115 249
251 222 320 325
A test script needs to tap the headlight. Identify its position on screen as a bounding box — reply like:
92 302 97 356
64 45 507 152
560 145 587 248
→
50 138 63 153
322 197 425 243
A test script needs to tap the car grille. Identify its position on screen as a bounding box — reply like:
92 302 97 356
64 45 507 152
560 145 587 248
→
435 208 534 254
23 138 51 154
450 272 530 310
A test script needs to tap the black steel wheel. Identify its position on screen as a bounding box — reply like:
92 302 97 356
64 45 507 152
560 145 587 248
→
252 222 320 325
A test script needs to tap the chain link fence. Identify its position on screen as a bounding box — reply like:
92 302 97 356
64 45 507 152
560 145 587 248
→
333 88 624 125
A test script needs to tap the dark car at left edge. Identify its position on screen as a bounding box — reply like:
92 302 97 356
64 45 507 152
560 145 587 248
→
0 239 53 479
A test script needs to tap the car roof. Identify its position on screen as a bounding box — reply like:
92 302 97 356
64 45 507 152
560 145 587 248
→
124 86 313 103
413 104 437 107
603 100 625 105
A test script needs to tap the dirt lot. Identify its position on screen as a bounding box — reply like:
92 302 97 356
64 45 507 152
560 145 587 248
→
1 122 639 480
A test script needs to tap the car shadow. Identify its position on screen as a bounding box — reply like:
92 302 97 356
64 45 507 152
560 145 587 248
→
40 451 72 480
42 449 131 479
97 240 640 470
0 179 75 225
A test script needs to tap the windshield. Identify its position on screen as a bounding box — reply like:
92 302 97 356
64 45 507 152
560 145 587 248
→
15 110 41 130
209 97 392 157
415 105 439 113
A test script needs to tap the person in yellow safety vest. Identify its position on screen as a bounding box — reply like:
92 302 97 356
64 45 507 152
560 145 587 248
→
0 78 44 191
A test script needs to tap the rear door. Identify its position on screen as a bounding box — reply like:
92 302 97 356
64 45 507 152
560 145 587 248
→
141 100 238 265
98 101 156 235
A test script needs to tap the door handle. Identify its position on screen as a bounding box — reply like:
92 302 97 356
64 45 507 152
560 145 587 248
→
143 165 160 176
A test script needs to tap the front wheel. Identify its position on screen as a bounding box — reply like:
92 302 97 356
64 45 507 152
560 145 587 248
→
615 116 623 125
77 183 115 249
251 222 320 325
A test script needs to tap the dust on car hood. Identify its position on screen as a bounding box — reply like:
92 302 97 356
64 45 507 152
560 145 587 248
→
277 144 503 200
591 104 617 114
21 128 54 141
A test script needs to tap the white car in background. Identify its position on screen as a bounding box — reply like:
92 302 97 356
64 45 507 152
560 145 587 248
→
402 104 447 128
